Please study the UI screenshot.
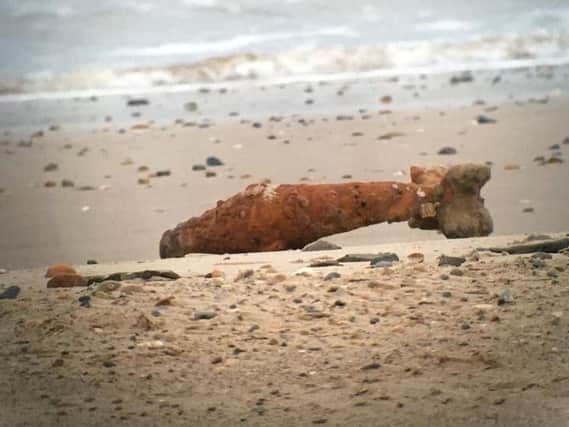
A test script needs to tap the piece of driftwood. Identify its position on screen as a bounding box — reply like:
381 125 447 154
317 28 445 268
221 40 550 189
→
160 164 493 258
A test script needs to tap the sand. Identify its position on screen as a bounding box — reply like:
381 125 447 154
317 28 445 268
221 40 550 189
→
1 65 569 426
1 233 569 426
1 93 569 268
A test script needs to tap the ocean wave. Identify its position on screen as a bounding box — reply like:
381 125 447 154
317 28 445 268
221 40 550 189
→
111 27 359 57
2 31 569 97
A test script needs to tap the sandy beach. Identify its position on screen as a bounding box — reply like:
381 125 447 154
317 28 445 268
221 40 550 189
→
1 233 569 426
1 69 569 268
1 61 569 427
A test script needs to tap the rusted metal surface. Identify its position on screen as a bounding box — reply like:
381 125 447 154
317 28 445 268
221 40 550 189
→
160 164 492 258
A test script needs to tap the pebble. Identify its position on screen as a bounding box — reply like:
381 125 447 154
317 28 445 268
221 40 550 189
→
46 263 77 278
61 179 75 188
337 253 382 263
0 286 20 300
44 181 57 188
370 253 399 266
127 98 149 107
211 356 223 364
324 272 341 281
153 170 171 177
407 252 424 263
361 362 381 370
310 259 341 268
437 147 457 155
0 268 7 274
86 259 98 265
476 115 497 124
192 164 206 171
450 72 473 84
440 274 450 280
205 171 217 178
380 95 392 104
78 295 91 307
497 288 514 305
184 101 198 111
193 311 217 320
438 255 466 267
371 261 393 268
442 291 452 298
522 207 534 213
450 268 464 276
302 240 342 251
44 162 58 172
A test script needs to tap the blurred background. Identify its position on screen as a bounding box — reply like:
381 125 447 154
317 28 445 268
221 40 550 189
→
1 0 568 95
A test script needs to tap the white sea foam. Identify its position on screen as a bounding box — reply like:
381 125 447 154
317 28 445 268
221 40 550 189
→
1 31 569 99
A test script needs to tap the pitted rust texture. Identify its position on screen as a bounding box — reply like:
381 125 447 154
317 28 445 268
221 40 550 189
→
160 164 492 258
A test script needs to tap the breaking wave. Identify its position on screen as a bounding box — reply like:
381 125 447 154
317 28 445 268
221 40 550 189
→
1 31 569 97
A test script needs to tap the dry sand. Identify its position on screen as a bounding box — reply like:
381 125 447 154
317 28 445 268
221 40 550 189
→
1 233 569 426
1 96 569 268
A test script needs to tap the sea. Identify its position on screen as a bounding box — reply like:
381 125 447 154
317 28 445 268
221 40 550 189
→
1 0 568 98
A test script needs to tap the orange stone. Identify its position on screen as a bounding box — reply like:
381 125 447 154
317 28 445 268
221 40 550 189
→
45 263 77 278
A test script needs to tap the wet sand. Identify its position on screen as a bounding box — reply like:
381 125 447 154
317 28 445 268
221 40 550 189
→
1 94 568 268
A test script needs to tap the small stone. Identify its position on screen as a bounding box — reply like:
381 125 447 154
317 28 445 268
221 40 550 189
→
44 162 58 172
324 272 341 281
380 95 392 104
151 309 161 317
44 181 57 188
497 288 514 305
184 101 198 111
193 311 217 320
370 318 379 324
153 170 171 177
0 286 20 300
407 252 424 263
310 259 341 268
450 268 464 276
192 164 206 171
440 274 450 280
47 274 88 288
332 300 346 307
442 291 452 298
437 146 457 155
206 156 224 167
78 295 91 307
337 253 381 263
450 72 473 84
522 207 534 213
461 322 471 330
211 356 223 364
361 362 381 370
476 115 497 124
370 253 399 266
302 240 342 251
371 261 393 268
205 171 217 178
127 99 149 107
61 179 75 188
86 259 98 265
438 255 466 267
138 177 150 185
46 264 77 278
